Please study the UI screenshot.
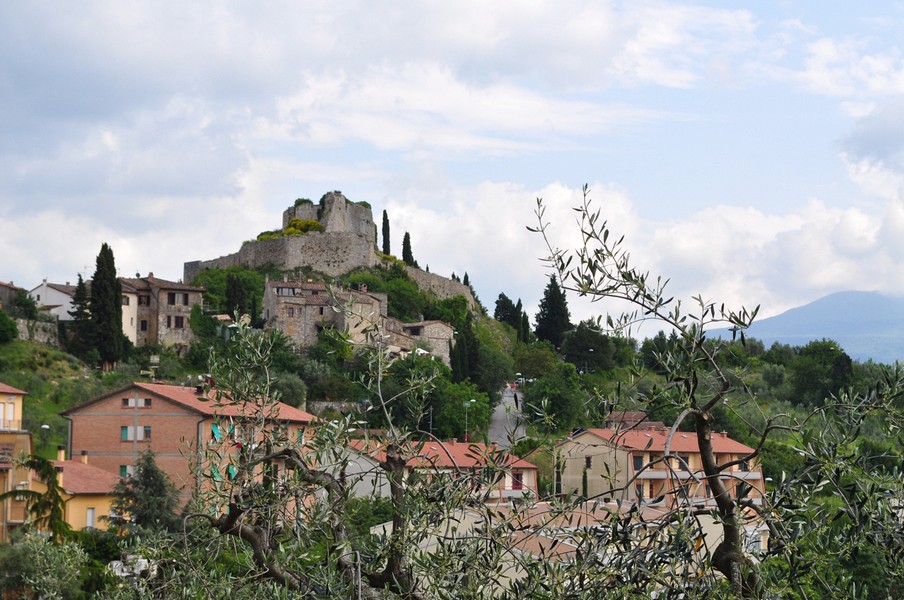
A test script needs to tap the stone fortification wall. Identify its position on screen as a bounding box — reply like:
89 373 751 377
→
185 232 377 282
403 266 478 309
283 192 376 244
15 319 59 347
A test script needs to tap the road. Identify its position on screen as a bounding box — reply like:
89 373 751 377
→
487 384 526 448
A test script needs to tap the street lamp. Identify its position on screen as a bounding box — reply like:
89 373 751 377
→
463 399 476 442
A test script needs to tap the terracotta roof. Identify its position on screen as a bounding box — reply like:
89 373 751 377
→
579 428 754 455
0 281 22 291
62 382 317 424
0 382 27 395
349 439 537 471
51 460 121 495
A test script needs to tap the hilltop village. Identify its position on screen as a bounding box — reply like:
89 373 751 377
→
0 192 900 597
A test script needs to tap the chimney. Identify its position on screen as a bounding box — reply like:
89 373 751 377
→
80 450 88 464
56 445 66 462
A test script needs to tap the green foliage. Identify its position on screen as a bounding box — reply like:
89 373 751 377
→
401 231 418 267
561 319 618 372
0 454 72 541
534 274 571 349
285 217 324 235
271 371 308 408
523 361 585 432
294 197 313 207
0 532 88 599
381 209 390 255
513 341 558 379
64 274 92 358
111 450 180 532
190 265 269 317
0 308 17 343
494 293 519 328
787 338 854 406
90 243 125 368
12 288 38 320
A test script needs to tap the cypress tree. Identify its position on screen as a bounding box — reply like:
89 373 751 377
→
402 231 418 267
90 243 124 369
225 273 248 316
382 210 390 255
535 275 572 349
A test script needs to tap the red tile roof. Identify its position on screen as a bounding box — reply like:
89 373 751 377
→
51 460 121 495
349 438 537 471
580 428 754 455
62 382 317 424
0 382 27 395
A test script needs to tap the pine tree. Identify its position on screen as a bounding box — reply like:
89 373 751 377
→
494 293 518 328
462 272 470 287
111 450 180 531
90 243 124 370
382 210 390 255
66 275 91 357
534 275 571 349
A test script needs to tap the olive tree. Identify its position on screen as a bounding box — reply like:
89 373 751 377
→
529 185 904 598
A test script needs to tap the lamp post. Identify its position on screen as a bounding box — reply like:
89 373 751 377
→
463 398 476 442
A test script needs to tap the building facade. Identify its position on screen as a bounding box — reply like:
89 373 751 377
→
263 280 454 366
61 382 317 502
556 421 764 507
0 383 31 542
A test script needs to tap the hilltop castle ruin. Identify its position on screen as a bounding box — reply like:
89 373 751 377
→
183 191 476 306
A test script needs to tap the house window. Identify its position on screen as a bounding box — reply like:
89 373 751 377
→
120 465 134 477
287 307 294 317
635 483 644 501
86 507 96 529
182 293 189 305
122 296 130 305
319 307 324 315
166 316 172 328
174 316 184 329
122 397 151 408
678 454 691 470
512 471 524 490
167 292 176 305
121 425 151 441
138 295 150 306
584 456 592 469
140 320 148 332
633 455 644 471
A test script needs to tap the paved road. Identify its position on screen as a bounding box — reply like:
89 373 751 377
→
487 384 526 448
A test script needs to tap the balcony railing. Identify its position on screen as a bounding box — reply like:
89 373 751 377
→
0 419 23 431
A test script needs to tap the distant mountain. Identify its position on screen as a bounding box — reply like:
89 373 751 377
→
709 291 904 365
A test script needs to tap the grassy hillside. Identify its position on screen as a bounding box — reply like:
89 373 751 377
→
0 341 112 458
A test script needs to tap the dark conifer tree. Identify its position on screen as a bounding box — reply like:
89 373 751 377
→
494 293 518 328
90 243 124 369
111 450 180 531
402 231 418 267
534 275 572 349
382 210 390 255
67 274 91 357
225 273 248 316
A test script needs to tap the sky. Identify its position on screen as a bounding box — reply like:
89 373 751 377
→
4 1 904 335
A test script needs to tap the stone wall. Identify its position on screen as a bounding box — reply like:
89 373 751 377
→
15 319 60 347
403 266 478 309
185 232 378 283
284 192 376 244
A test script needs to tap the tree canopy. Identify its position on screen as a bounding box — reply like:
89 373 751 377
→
534 274 571 349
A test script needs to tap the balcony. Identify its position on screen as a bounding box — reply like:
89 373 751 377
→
0 419 23 431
